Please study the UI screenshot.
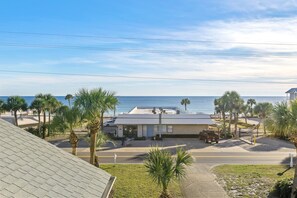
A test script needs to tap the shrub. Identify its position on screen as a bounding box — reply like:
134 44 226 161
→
151 134 163 140
161 134 199 138
219 132 233 139
25 127 41 137
134 137 146 140
274 178 293 198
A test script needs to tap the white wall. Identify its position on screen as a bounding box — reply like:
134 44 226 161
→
117 125 123 137
172 125 208 134
290 93 297 100
137 125 143 137
142 125 147 137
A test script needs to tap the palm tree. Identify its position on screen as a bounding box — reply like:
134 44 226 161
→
100 92 119 130
233 98 244 138
35 94 53 138
241 104 249 124
290 100 297 134
0 99 5 117
180 98 190 111
51 106 81 155
65 94 74 107
35 93 62 138
254 102 273 136
247 98 256 117
85 132 115 167
30 98 44 135
264 102 287 138
46 96 62 137
224 91 241 134
260 100 297 197
290 100 297 197
145 147 193 198
74 88 106 165
291 135 297 198
214 97 228 135
5 96 27 126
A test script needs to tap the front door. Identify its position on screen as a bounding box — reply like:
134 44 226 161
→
147 125 154 137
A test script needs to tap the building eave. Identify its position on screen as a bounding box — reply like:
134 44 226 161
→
102 176 116 198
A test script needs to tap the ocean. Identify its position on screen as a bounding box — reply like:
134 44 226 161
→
0 96 286 115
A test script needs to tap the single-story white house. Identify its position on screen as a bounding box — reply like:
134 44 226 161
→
114 107 215 138
286 88 297 101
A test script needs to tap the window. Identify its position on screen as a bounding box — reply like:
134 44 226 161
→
154 125 166 133
167 125 173 133
160 125 166 133
154 125 158 133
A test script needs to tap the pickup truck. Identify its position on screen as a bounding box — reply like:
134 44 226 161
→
199 130 219 143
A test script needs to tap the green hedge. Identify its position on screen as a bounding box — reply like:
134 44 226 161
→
274 178 293 198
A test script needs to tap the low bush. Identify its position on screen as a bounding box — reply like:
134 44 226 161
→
151 134 162 141
25 127 41 137
134 137 146 140
220 132 233 139
161 134 199 138
274 178 293 198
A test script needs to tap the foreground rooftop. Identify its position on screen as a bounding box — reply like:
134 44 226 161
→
0 119 114 198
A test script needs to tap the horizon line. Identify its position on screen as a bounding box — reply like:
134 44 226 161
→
0 95 285 97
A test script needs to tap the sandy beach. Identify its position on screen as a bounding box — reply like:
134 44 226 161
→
0 111 49 128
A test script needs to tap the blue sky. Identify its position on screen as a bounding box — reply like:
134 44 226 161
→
0 0 297 96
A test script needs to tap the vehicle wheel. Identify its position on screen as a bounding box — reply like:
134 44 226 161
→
216 141 219 144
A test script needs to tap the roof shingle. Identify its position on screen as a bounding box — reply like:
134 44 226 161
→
0 119 112 198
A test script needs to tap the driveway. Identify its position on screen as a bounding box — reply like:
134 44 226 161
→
240 136 295 152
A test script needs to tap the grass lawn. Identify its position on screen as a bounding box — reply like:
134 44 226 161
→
213 165 294 198
101 164 183 198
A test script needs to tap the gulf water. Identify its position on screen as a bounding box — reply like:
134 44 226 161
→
0 96 285 114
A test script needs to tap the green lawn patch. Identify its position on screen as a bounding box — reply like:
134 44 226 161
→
213 165 294 198
101 164 183 198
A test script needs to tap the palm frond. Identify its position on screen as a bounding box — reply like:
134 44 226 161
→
174 148 193 180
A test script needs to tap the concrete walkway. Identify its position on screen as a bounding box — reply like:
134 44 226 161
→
181 164 228 198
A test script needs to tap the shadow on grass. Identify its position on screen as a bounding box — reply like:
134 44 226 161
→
277 166 292 176
268 165 293 198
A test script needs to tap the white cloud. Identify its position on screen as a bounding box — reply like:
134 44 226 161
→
1 16 297 95
222 0 297 12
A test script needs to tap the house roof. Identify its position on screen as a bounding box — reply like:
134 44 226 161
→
286 88 297 93
128 106 179 114
0 119 113 198
114 113 215 125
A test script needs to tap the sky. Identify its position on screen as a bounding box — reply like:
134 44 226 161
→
0 0 297 96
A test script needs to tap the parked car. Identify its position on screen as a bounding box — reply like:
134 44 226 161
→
199 130 219 143
103 120 116 127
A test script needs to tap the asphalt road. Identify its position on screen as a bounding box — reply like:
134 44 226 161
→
77 151 295 164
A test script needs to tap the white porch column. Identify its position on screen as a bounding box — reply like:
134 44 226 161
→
117 125 123 137
142 125 147 137
137 125 143 137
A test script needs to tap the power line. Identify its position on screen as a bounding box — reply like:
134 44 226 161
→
0 69 296 85
0 42 296 58
1 30 297 46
